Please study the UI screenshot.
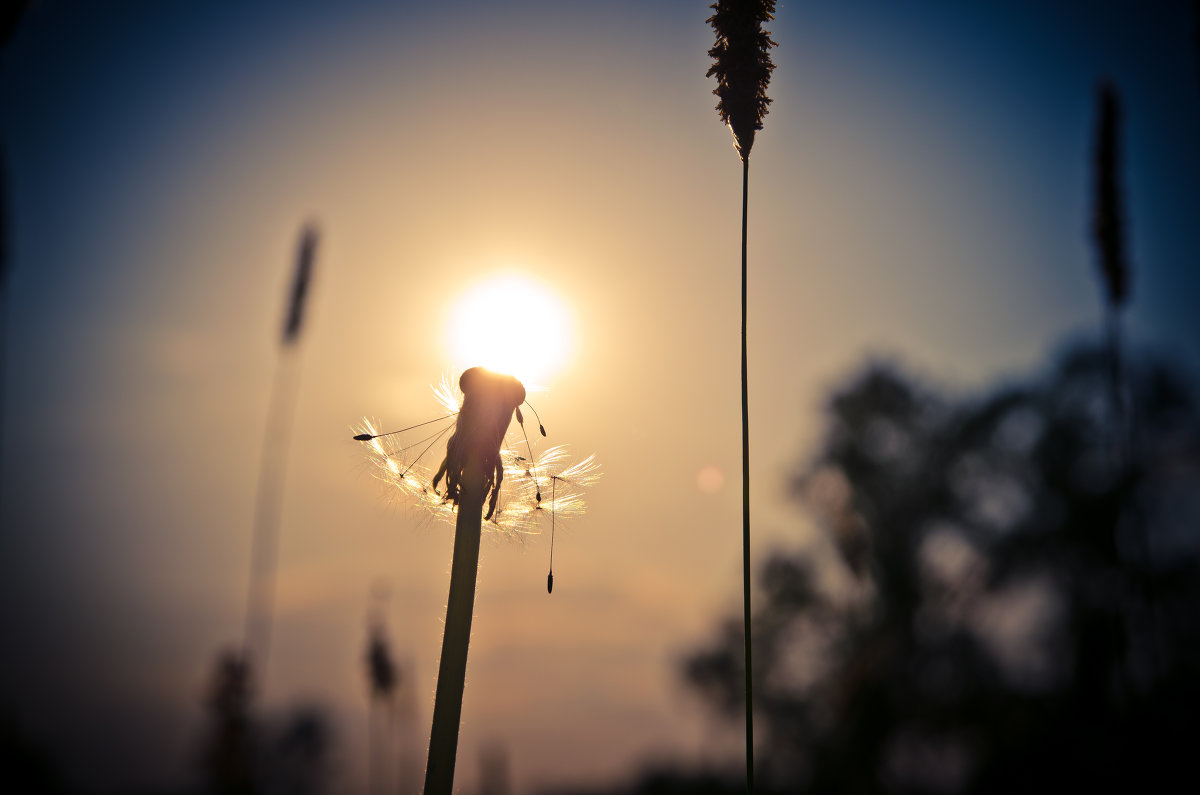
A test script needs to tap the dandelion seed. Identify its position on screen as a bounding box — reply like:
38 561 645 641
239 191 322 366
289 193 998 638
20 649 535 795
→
522 399 549 437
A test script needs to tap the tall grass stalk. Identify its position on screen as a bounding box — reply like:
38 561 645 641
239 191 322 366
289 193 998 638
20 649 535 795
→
243 222 319 679
707 2 776 790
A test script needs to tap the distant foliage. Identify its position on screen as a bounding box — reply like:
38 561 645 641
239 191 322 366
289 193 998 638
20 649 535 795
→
199 653 337 795
202 652 257 795
683 342 1200 793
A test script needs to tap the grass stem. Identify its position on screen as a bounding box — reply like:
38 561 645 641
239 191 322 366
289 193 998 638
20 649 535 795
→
740 154 755 793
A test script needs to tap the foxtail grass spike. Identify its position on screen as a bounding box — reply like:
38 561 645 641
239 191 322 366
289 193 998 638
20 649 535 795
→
707 0 777 161
282 222 319 346
1091 82 1130 310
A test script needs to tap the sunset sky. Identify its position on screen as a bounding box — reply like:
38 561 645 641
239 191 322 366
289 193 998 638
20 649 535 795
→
2 1 1198 793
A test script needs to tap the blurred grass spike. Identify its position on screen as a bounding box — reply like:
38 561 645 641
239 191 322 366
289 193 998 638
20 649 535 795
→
707 0 777 161
1091 81 1130 309
282 222 319 345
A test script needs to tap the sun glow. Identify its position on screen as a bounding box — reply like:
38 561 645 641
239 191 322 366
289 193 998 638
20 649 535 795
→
446 274 572 385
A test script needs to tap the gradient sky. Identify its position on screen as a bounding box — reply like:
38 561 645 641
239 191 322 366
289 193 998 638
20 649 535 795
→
2 1 1198 793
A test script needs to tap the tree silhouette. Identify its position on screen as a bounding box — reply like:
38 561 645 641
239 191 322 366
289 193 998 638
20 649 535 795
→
683 341 1200 794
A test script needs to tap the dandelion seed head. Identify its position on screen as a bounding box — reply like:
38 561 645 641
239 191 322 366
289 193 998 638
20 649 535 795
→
356 387 600 540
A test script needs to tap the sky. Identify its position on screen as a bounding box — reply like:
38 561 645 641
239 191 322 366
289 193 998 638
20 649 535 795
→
1 1 1198 793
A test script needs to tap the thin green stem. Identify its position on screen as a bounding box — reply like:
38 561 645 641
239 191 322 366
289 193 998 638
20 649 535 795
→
423 455 486 795
741 154 755 793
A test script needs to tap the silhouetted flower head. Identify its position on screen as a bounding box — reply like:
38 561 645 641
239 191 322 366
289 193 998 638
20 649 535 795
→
707 0 777 161
355 373 599 540
432 367 526 520
1091 81 1130 309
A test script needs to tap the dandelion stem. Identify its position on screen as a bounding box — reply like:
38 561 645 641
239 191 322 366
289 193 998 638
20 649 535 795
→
740 153 755 793
423 452 487 795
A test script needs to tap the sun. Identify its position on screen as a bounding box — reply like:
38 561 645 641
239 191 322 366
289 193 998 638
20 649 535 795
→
446 274 572 386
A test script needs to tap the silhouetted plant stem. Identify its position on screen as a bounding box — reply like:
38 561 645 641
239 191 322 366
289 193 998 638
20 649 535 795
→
420 367 525 795
424 455 486 795
740 155 755 793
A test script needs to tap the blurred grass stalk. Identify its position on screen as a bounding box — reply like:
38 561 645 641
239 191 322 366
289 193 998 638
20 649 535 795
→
707 2 776 790
243 222 319 679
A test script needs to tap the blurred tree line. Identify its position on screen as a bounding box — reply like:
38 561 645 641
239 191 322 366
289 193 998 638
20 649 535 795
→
562 338 1200 795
